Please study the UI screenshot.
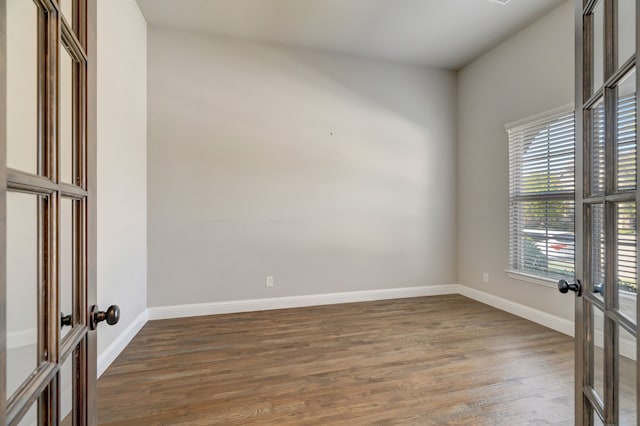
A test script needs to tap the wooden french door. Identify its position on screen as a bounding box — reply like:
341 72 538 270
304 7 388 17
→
0 0 98 424
567 0 640 424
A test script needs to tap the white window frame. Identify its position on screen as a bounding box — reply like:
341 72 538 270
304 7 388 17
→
505 104 576 284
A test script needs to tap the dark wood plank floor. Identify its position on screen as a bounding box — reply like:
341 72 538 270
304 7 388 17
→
97 295 574 425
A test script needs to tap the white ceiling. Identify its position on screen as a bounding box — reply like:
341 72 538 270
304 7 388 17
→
136 0 567 70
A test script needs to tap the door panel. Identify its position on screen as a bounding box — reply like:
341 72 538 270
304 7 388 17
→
593 0 605 93
591 98 607 196
6 192 39 398
617 201 637 323
591 202 606 299
2 0 98 424
619 324 637 425
59 354 72 424
615 69 636 192
59 41 74 186
59 0 74 31
572 0 640 424
6 0 38 175
59 198 73 341
618 0 635 69
591 304 607 408
17 401 37 426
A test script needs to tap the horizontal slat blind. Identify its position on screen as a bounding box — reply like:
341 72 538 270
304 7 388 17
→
616 93 637 297
617 202 636 294
617 94 637 191
592 203 605 290
508 110 576 278
592 99 606 194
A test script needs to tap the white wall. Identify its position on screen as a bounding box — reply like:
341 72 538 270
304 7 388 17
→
457 1 575 320
96 0 147 368
147 27 457 308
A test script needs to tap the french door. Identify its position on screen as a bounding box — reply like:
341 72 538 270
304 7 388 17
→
568 0 640 424
1 0 99 424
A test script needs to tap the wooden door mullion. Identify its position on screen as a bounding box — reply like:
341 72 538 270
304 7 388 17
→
39 377 57 425
576 1 589 423
76 198 86 333
75 341 88 425
603 0 618 402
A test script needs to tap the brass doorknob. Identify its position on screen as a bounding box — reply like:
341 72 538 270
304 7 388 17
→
90 305 120 330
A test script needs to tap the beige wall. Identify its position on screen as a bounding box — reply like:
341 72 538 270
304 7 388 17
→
147 27 458 308
96 0 147 360
457 1 575 319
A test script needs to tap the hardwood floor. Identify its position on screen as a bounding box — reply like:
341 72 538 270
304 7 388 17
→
97 295 574 425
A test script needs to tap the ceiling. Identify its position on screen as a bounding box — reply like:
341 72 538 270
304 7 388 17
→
136 0 567 70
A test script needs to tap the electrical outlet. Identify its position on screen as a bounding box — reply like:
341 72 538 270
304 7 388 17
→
265 276 274 287
483 272 489 283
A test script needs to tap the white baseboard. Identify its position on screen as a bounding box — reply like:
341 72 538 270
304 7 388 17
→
7 328 37 350
456 285 636 361
148 285 458 320
97 309 148 378
457 284 575 337
99 283 636 376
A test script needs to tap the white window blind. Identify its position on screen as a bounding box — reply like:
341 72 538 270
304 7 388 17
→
615 94 637 294
617 94 637 191
508 108 576 279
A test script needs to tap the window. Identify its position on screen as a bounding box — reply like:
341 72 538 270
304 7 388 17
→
507 107 576 280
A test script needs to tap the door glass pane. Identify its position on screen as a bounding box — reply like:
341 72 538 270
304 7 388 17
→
617 69 636 192
593 0 605 92
60 198 74 339
60 352 74 425
16 399 37 426
594 409 605 426
618 0 636 68
592 304 606 402
60 41 75 184
591 98 606 195
7 0 39 174
60 0 75 28
617 202 636 323
619 326 637 425
592 203 606 300
6 192 39 397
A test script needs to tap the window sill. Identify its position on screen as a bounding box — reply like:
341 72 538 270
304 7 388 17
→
504 270 560 289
